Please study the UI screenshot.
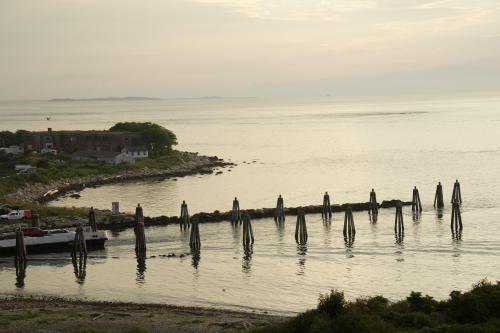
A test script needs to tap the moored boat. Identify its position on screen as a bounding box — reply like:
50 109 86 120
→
0 226 108 256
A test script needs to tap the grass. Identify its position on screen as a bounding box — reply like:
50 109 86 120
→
0 311 39 326
247 280 500 333
0 150 189 217
78 327 149 333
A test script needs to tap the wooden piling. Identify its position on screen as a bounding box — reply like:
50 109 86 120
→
231 197 242 225
88 206 97 232
394 202 404 237
71 226 88 257
369 189 378 215
14 228 27 266
322 192 332 219
180 200 190 231
72 253 87 283
31 214 40 228
412 186 423 212
189 218 201 252
242 212 254 249
14 231 27 288
274 194 285 223
295 209 308 245
452 180 462 204
134 204 147 256
450 201 463 233
434 182 444 208
343 207 356 239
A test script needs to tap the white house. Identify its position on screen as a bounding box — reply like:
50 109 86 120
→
0 145 24 155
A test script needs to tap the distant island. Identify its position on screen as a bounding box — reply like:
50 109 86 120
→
48 97 161 102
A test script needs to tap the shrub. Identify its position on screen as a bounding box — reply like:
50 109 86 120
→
317 290 346 318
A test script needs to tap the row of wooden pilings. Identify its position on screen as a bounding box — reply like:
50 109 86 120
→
13 181 464 282
125 180 464 259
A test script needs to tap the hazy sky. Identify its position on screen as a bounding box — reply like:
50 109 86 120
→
1 0 499 99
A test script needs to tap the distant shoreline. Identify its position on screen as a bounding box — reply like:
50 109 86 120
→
48 97 161 102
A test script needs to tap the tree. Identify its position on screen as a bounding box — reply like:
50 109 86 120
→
109 122 177 156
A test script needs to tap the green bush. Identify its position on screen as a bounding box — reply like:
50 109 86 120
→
317 290 346 318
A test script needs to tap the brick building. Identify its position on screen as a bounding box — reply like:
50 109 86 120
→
21 128 149 164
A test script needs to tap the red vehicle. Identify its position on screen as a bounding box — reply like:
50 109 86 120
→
0 209 32 221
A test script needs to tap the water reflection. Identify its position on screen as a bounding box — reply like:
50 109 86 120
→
369 213 378 224
15 260 27 288
191 250 201 269
72 254 87 285
395 233 404 246
323 218 332 247
452 231 463 242
412 211 421 222
136 255 146 284
276 220 285 255
435 208 444 220
344 235 355 250
242 246 253 274
296 244 307 275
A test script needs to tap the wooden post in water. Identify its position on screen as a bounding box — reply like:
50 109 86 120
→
15 228 27 266
231 197 242 225
295 209 308 245
71 226 88 258
451 180 462 205
134 204 147 257
394 202 404 238
343 207 356 238
450 201 463 234
14 228 27 288
88 206 97 232
369 189 378 215
322 192 332 219
31 214 40 228
274 194 285 223
242 212 254 249
412 186 423 212
434 182 444 208
180 200 190 231
189 218 201 252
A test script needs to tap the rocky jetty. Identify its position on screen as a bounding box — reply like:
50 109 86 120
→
0 199 410 234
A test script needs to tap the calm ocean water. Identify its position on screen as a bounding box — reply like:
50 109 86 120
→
1 96 500 314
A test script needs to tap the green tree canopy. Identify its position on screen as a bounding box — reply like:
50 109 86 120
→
109 122 177 156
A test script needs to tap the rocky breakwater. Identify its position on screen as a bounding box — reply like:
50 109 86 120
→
8 153 234 204
107 199 411 230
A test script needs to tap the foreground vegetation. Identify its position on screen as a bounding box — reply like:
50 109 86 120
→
249 280 500 333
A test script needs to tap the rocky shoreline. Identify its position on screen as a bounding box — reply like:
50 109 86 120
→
7 152 234 204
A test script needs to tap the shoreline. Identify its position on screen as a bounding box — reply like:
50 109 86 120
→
0 295 283 333
6 151 234 204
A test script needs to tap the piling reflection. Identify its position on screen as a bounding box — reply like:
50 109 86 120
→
15 260 27 288
395 233 404 245
344 235 355 249
191 250 201 269
136 255 146 284
72 254 87 284
368 213 378 224
412 211 421 222
452 230 462 242
435 208 444 220
242 246 253 274
296 244 307 275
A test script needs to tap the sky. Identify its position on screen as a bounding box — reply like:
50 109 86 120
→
0 0 499 99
